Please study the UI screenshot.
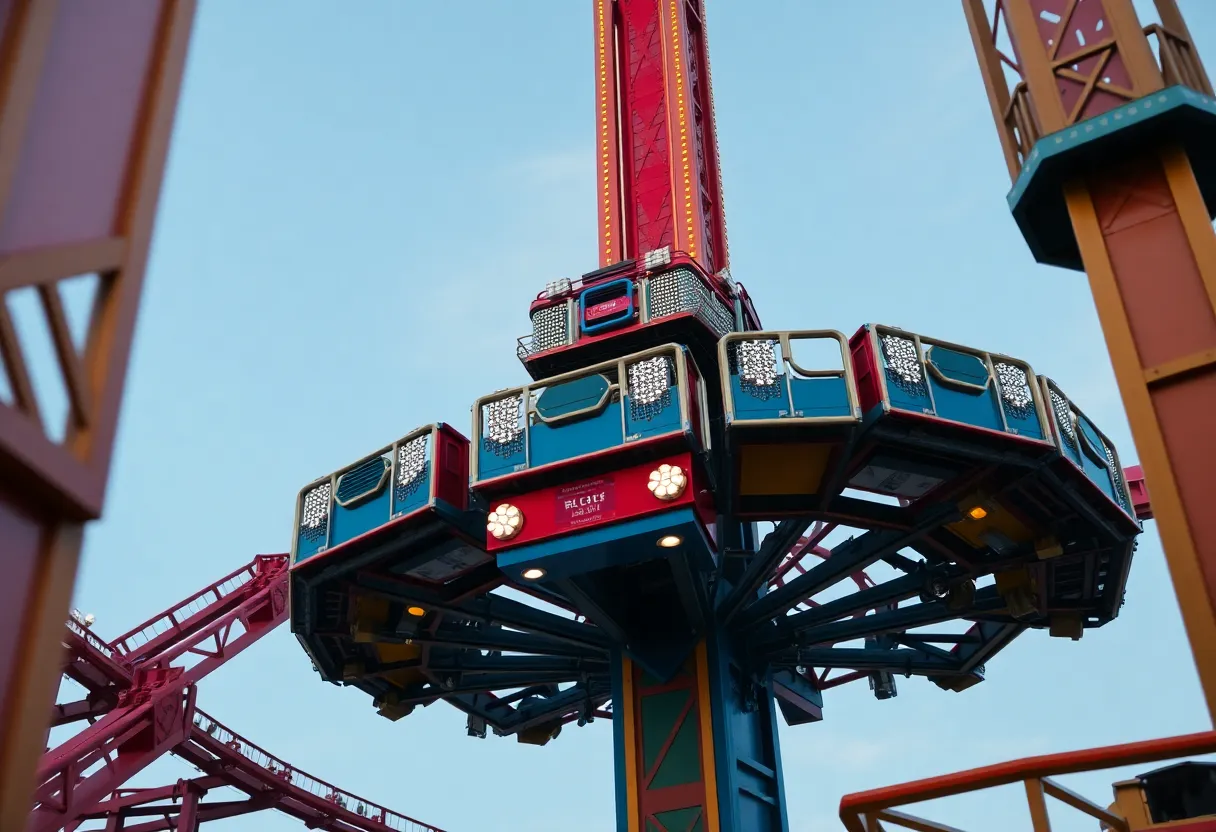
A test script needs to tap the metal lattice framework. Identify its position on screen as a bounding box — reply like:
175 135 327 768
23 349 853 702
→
38 555 444 832
305 460 1150 746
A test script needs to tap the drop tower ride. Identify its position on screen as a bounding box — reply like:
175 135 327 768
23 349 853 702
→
288 2 1146 830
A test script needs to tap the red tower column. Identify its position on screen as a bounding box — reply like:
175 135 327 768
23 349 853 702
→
963 0 1216 718
0 2 196 827
595 0 729 275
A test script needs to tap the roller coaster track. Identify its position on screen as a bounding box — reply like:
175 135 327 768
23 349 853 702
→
34 555 444 832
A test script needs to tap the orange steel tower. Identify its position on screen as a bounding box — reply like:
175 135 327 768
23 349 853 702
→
963 0 1216 717
0 2 196 828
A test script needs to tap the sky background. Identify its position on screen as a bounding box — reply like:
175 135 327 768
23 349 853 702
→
29 1 1216 830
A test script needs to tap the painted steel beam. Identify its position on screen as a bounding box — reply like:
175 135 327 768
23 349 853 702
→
0 4 197 827
738 508 959 630
354 572 611 650
771 568 965 640
758 587 1006 659
718 517 814 625
963 0 1216 720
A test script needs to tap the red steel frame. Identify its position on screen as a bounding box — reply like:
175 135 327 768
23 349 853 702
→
37 554 444 832
839 730 1216 832
0 3 196 826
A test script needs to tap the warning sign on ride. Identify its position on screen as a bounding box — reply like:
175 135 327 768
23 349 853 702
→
555 478 616 528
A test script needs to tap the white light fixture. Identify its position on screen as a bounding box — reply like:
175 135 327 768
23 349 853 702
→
643 246 672 271
545 278 572 299
657 535 683 548
648 464 687 501
522 567 546 581
487 504 524 541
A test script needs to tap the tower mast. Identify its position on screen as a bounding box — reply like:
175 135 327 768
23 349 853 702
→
963 0 1216 718
595 0 729 276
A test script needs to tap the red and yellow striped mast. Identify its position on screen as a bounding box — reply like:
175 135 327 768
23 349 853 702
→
594 0 729 275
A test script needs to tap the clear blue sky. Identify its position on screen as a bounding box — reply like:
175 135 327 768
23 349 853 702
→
49 2 1216 830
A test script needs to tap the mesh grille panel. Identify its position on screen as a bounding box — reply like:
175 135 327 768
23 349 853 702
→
627 355 674 421
483 395 525 458
1050 390 1076 447
994 362 1034 415
300 482 331 543
730 339 783 401
647 268 734 336
336 457 388 504
880 334 924 394
530 304 569 353
395 435 429 502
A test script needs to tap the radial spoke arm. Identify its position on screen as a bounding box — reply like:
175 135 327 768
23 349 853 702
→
755 586 1006 656
718 517 815 624
448 680 612 735
354 572 610 650
770 570 955 639
779 646 962 674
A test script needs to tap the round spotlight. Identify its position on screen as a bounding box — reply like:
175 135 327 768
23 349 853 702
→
966 505 988 520
521 567 546 581
647 463 687 501
488 503 524 541
657 534 683 548
406 605 426 618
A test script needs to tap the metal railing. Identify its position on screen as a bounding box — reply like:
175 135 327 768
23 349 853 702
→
192 710 443 832
108 558 266 659
1003 81 1040 167
1146 22 1213 96
64 616 116 661
839 730 1216 832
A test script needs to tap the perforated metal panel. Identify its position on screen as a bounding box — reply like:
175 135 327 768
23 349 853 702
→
730 338 783 401
880 334 923 394
646 268 734 336
395 434 430 503
299 482 331 543
994 362 1034 415
483 395 525 457
626 355 674 421
1049 389 1076 447
529 303 569 353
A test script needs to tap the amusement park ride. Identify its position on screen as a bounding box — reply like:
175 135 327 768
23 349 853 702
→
1 0 1215 831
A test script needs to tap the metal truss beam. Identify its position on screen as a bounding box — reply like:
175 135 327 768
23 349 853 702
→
718 518 814 625
448 679 613 736
38 556 445 832
426 653 610 676
349 618 607 661
788 647 961 675
739 507 959 630
354 573 610 650
758 586 1006 660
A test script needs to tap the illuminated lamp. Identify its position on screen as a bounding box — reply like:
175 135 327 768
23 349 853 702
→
406 606 426 618
966 505 988 520
488 504 524 540
657 535 683 548
522 567 546 581
648 464 687 501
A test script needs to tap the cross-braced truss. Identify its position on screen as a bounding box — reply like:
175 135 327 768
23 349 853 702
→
40 555 443 832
